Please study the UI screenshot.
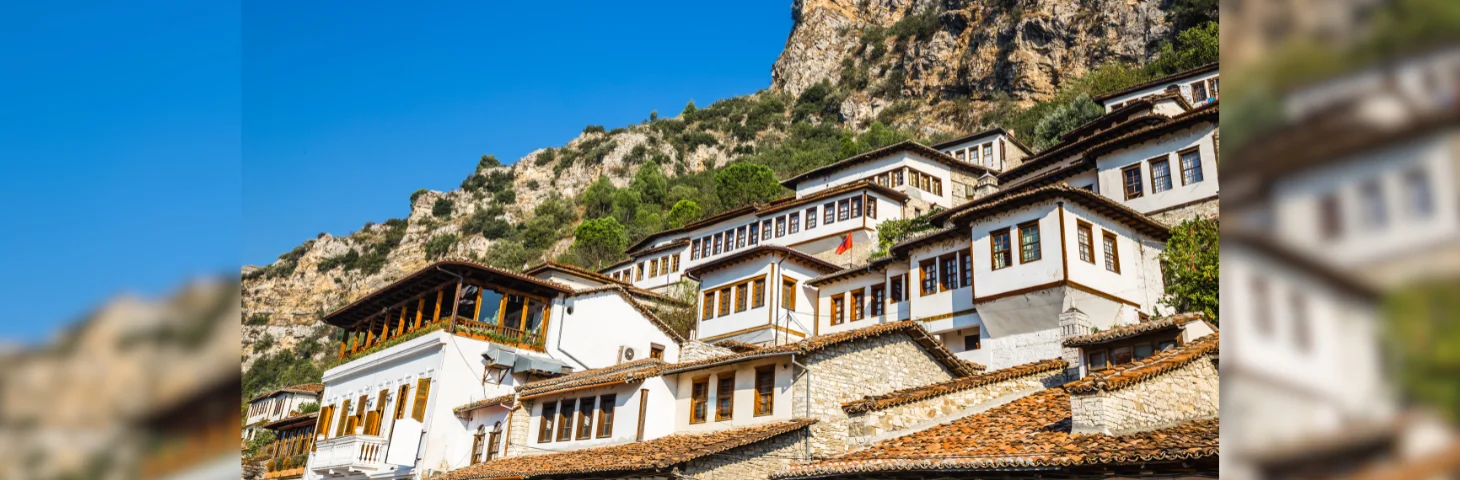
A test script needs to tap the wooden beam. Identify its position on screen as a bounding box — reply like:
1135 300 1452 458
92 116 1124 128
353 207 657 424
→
432 289 443 324
414 298 425 330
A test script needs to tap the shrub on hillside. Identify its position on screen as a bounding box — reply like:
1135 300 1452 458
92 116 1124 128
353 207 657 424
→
432 198 453 218
424 234 458 260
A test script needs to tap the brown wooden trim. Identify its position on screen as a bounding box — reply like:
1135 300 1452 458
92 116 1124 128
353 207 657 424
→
698 323 807 343
1176 145 1202 186
1068 280 1139 307
635 388 649 442
1120 163 1144 200
1058 202 1069 283
973 280 1065 304
912 307 979 323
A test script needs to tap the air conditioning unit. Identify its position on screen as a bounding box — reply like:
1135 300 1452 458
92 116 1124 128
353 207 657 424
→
617 345 638 364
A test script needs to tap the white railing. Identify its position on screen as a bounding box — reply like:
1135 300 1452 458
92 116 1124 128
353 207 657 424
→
310 434 389 476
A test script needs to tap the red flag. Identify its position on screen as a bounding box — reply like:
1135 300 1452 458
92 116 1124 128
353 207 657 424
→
834 232 854 255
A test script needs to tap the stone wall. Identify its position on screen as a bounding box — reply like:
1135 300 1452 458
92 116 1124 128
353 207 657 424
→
845 369 1066 446
983 327 1062 370
792 332 959 457
1070 354 1219 435
1148 197 1218 226
684 427 808 480
503 402 531 457
681 341 734 362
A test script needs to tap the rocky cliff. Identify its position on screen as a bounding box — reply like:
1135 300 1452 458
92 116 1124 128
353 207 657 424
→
241 0 1181 368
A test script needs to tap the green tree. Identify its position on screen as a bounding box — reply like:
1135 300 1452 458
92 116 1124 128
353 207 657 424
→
1149 21 1220 75
480 239 537 270
715 162 783 209
572 217 628 269
477 154 501 170
424 233 458 260
519 194 578 250
682 100 698 118
580 176 617 220
665 185 703 207
432 198 454 218
1032 94 1104 150
463 208 513 240
871 215 935 258
1169 0 1218 31
1386 280 1460 419
244 430 275 458
296 402 320 414
666 200 703 229
610 189 642 226
410 189 429 205
1159 217 1219 321
627 207 665 243
631 161 669 206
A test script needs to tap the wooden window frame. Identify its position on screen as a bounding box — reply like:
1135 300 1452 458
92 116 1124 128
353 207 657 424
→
748 223 759 245
823 202 836 224
650 344 665 360
850 289 866 321
671 254 680 272
869 283 885 316
715 376 734 421
918 259 938 296
1320 193 1343 240
805 207 817 229
1149 157 1173 193
737 226 748 248
691 239 701 260
959 251 972 288
718 289 731 317
837 199 850 221
576 397 595 440
538 401 556 443
1178 147 1203 185
690 378 709 424
1018 221 1042 264
752 278 766 308
889 274 905 302
850 196 863 218
964 326 982 350
753 366 775 417
713 233 723 255
596 394 616 438
1102 231 1121 274
735 283 749 313
830 295 844 325
866 194 877 219
725 229 736 252
637 263 645 281
775 216 786 237
1076 221 1094 264
1121 164 1144 200
650 259 659 278
781 277 797 310
789 212 801 234
411 378 431 422
702 292 715 320
990 229 1012 270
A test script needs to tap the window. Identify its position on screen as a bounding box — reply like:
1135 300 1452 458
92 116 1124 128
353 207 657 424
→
691 239 701 260
412 378 431 422
650 344 665 360
889 275 905 302
959 251 972 287
1019 222 1041 263
748 223 759 245
823 203 835 224
837 199 850 221
701 237 711 258
716 377 734 421
690 379 709 424
1087 351 1108 371
788 213 800 234
394 384 410 419
762 220 773 240
866 196 877 219
1077 221 1094 263
805 207 817 229
735 283 748 312
892 168 904 186
919 259 937 296
1150 158 1173 193
850 290 865 321
703 292 715 319
991 229 1012 270
983 144 994 169
538 402 556 443
868 284 885 316
556 400 575 441
1111 346 1133 365
725 229 736 252
963 328 981 350
713 233 723 255
718 290 731 316
1320 193 1343 240
1191 80 1209 102
1361 180 1387 228
672 254 680 272
1292 293 1311 351
830 295 845 325
1134 343 1155 360
754 366 774 416
851 197 863 218
781 277 796 310
737 226 748 248
650 259 659 278
1122 164 1144 200
1406 168 1434 217
471 428 485 464
752 278 766 308
1102 232 1120 273
596 394 615 438
486 428 502 461
939 254 958 292
637 263 645 281
576 397 595 440
775 216 786 237
1179 148 1203 185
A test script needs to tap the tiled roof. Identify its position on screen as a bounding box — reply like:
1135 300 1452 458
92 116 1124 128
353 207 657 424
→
1062 312 1208 347
523 261 630 286
627 238 690 257
440 419 817 480
711 339 764 353
619 206 759 255
568 285 688 343
1082 102 1218 159
945 184 1172 240
842 358 1067 414
453 393 516 414
261 411 318 431
665 321 983 378
887 226 962 256
758 180 910 216
773 389 1218 478
1064 333 1219 394
323 260 574 328
928 126 1034 156
805 257 897 286
516 358 668 399
249 383 324 402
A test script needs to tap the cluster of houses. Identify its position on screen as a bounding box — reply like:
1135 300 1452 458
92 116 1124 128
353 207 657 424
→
246 63 1224 479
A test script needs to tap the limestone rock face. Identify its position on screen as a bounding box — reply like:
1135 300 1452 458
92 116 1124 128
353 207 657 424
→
773 0 1174 103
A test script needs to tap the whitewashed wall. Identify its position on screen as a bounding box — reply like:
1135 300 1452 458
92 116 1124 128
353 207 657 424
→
1100 69 1220 111
553 291 682 367
670 357 795 434
967 204 1065 298
522 376 677 453
792 152 955 209
695 259 822 344
1094 124 1219 216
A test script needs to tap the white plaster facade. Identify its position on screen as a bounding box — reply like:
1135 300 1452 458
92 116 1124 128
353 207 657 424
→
1098 65 1220 112
1093 123 1220 218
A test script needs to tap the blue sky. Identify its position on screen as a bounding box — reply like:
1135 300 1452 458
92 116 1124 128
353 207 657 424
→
0 1 241 343
243 1 792 266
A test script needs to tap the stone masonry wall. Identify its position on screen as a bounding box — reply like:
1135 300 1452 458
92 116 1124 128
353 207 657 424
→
684 427 808 480
1070 354 1219 435
792 333 958 458
681 341 734 362
845 369 1067 446
983 327 1062 370
1148 197 1218 225
504 401 531 457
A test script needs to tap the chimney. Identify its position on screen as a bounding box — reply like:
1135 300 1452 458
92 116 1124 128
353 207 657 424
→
973 173 1000 199
1059 308 1091 377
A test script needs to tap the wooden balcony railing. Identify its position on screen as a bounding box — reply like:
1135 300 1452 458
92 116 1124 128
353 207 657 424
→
453 319 546 352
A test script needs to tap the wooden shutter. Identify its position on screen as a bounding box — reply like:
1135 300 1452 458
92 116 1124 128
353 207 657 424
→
394 384 410 419
411 378 431 422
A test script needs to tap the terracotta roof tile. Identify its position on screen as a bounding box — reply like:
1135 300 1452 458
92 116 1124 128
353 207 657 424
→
805 257 897 286
945 184 1172 240
666 321 982 377
261 411 319 431
453 393 516 414
1062 312 1208 347
774 389 1218 478
1064 333 1219 394
711 339 764 353
516 358 668 399
440 419 817 480
842 358 1067 414
523 261 631 287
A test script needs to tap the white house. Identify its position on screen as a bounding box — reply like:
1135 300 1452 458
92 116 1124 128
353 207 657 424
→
684 246 841 345
246 384 323 442
1094 62 1219 112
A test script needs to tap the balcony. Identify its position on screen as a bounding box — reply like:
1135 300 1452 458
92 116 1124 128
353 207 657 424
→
454 319 546 352
310 434 391 478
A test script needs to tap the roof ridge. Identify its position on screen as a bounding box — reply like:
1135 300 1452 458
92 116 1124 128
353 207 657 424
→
1064 332 1219 394
842 358 1067 414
